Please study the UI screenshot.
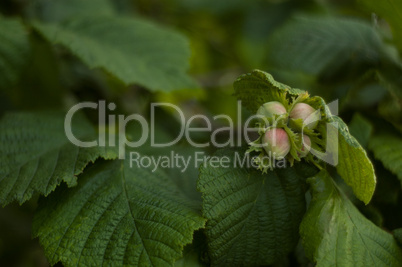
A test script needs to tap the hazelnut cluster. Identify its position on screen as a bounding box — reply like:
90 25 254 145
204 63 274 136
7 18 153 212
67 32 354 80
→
248 98 321 172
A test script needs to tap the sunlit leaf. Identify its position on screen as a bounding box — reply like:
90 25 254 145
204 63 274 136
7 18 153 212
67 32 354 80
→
300 170 402 266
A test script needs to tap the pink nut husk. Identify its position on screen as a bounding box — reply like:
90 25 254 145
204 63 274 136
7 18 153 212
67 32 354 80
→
289 103 320 130
257 101 287 119
262 128 291 159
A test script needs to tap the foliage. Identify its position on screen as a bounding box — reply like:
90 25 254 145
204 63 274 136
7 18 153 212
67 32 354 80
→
33 16 195 92
33 160 205 266
198 148 317 266
300 170 402 266
0 0 402 266
0 111 117 205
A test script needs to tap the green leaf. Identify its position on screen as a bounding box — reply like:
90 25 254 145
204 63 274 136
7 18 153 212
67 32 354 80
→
266 16 383 75
333 116 376 204
0 111 117 206
135 145 204 204
359 0 402 52
300 170 402 266
233 69 305 112
348 113 373 148
32 160 205 266
197 148 318 266
0 16 30 90
33 16 195 92
369 134 402 184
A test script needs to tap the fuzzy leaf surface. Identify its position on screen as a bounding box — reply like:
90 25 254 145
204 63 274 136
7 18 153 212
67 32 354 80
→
233 69 304 113
198 148 318 266
0 111 117 205
33 160 206 266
